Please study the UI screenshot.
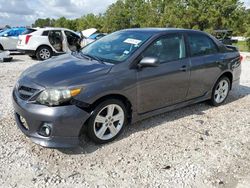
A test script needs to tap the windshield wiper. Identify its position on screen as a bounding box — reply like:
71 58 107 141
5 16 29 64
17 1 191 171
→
81 53 105 64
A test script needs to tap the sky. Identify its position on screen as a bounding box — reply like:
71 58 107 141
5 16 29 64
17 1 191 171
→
0 0 249 27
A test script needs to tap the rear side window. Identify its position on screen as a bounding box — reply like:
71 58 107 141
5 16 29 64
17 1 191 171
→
188 34 218 56
42 30 49 36
143 34 186 63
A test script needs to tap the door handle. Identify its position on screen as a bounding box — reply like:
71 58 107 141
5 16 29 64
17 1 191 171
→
179 65 187 72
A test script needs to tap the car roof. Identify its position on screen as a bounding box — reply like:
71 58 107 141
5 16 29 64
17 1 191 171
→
121 28 206 35
33 27 75 32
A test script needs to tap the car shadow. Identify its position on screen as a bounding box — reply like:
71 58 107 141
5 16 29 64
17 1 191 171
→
59 84 250 155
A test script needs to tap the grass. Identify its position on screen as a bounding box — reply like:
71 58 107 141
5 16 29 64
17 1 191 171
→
233 41 250 52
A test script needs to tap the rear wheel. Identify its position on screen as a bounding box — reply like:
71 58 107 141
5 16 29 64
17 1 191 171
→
0 44 4 51
36 46 52 61
87 99 127 144
210 76 230 106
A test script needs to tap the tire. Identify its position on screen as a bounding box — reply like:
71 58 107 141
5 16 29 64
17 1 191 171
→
209 76 230 106
87 99 128 144
36 46 52 61
0 44 4 51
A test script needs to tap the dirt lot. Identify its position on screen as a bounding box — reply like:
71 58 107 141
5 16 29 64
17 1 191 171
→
0 55 250 188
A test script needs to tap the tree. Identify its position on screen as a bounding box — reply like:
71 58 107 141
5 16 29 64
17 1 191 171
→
103 0 131 32
31 0 248 36
76 14 104 31
32 18 55 28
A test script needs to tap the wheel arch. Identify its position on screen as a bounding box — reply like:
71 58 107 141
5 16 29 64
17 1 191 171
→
36 44 53 54
218 71 233 89
78 93 133 136
89 94 133 121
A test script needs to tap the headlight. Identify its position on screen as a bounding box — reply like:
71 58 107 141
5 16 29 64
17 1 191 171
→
36 88 81 106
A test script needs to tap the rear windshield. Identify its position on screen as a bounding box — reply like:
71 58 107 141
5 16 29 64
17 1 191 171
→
22 29 37 35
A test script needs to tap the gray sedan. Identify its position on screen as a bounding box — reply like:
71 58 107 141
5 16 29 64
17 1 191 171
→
12 28 242 148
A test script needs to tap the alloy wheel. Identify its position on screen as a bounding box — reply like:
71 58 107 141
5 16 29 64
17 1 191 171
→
93 104 125 140
39 48 51 60
214 79 229 104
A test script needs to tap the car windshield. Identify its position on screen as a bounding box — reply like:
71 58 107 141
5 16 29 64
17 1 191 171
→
0 29 11 36
0 28 26 37
80 31 152 64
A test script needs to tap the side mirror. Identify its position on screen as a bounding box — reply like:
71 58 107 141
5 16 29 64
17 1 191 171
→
138 57 159 68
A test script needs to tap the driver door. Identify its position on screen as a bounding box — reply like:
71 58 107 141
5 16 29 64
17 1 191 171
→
136 34 190 114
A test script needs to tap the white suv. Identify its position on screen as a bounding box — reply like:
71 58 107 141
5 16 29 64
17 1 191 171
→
17 27 81 60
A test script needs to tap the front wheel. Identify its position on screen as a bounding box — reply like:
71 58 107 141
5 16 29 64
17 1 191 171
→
87 99 127 144
210 77 230 106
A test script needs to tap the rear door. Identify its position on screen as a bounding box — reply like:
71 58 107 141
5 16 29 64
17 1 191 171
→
48 30 63 52
186 33 224 99
136 34 190 114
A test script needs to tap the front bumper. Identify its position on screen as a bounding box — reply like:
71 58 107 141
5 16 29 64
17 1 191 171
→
12 91 90 148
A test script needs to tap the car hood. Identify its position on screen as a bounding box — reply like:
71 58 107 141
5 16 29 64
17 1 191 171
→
19 53 113 88
81 28 97 38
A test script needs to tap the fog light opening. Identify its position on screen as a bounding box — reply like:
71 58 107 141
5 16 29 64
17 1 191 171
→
39 123 52 137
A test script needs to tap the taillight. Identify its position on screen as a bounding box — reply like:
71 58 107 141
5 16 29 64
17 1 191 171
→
25 35 32 44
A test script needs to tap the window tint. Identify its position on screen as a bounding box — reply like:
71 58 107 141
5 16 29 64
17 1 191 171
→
188 34 218 56
42 30 49 36
48 30 62 39
143 34 186 63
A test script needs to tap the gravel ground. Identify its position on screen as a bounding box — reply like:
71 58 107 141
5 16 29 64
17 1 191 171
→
1 55 250 188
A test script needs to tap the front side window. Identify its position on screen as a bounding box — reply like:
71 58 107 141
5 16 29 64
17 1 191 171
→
188 34 218 57
81 31 152 64
142 34 186 63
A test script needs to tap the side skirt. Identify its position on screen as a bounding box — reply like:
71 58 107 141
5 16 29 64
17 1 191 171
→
131 92 211 124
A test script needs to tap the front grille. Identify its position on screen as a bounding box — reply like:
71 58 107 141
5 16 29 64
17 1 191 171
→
17 86 38 100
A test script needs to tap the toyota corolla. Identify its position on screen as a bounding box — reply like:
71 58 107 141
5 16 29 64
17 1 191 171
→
12 28 242 148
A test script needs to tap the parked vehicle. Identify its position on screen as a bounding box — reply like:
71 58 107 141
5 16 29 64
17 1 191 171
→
0 50 12 62
213 30 238 45
0 27 27 51
17 27 81 60
13 28 242 148
89 33 106 40
80 28 105 47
